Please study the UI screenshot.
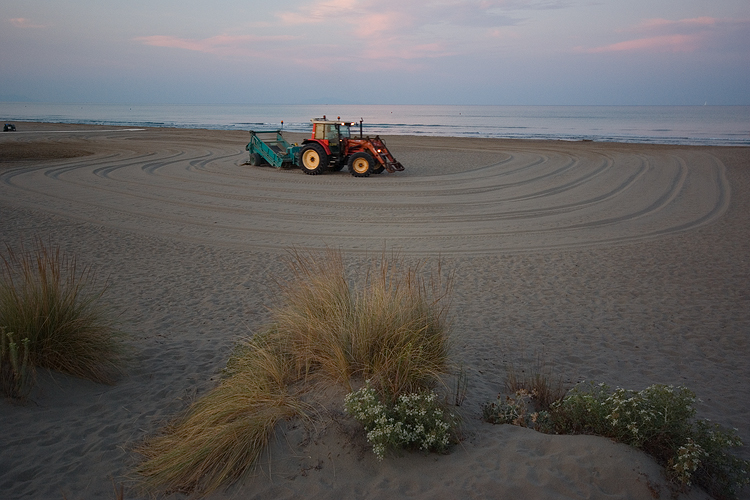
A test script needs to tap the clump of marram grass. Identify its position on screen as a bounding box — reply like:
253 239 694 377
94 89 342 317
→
135 329 308 495
136 249 455 497
0 239 124 398
277 248 453 401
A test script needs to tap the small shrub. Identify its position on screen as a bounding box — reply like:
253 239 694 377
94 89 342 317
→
0 239 124 398
483 360 564 431
505 360 565 411
549 384 698 454
547 383 750 499
344 382 459 460
482 389 551 431
484 381 750 499
690 420 750 499
544 381 612 435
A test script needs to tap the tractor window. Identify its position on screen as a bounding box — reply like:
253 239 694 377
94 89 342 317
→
325 124 338 140
339 125 351 138
314 125 325 140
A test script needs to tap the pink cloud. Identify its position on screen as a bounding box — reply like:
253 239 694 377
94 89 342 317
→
277 0 359 25
275 0 413 37
581 16 746 54
9 18 45 29
135 34 295 58
635 17 718 32
584 34 701 54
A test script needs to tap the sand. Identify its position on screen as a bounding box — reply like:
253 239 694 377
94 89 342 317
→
0 122 748 499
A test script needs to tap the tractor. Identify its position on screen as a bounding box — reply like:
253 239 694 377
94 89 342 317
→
246 117 404 177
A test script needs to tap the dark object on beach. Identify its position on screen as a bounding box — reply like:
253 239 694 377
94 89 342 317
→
3 123 16 132
246 117 404 177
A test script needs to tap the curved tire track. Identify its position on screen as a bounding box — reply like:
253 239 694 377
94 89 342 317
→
0 130 730 255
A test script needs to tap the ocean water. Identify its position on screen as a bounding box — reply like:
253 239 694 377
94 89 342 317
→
2 103 748 146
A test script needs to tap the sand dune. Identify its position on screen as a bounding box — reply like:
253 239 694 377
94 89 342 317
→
0 123 748 499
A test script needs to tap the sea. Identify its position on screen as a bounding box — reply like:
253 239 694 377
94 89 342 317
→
2 103 749 146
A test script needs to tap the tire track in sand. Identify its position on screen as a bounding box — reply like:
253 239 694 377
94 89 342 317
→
0 129 730 255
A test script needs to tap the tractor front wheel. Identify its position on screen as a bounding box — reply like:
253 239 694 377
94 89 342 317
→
348 152 374 177
300 144 328 175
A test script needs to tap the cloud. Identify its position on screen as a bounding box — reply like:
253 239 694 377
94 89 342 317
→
275 0 554 33
265 0 539 65
135 0 578 72
584 34 701 54
9 18 46 29
276 0 360 25
634 17 718 33
580 17 749 54
135 34 295 58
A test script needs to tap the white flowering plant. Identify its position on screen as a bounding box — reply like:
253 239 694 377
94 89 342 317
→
484 382 749 498
344 383 459 461
544 382 748 499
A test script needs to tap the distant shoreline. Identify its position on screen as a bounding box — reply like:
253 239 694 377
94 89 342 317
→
3 102 748 146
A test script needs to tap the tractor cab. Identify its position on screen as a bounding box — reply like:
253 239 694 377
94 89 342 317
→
310 117 362 152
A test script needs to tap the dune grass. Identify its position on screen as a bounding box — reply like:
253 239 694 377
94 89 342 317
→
277 249 452 400
504 358 566 411
0 239 124 398
135 329 307 494
136 249 453 496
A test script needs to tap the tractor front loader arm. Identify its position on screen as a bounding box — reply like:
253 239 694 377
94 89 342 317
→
362 137 404 173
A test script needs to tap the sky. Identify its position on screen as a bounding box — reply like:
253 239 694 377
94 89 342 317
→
1 0 749 105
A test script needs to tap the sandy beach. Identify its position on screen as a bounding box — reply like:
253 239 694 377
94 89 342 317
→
1 123 748 499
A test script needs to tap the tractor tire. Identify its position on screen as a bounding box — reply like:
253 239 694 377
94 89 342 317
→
372 164 385 174
348 152 374 177
249 152 263 166
300 143 328 175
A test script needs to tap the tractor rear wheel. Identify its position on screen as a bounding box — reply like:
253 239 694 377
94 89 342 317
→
348 152 373 177
300 143 328 175
249 152 263 166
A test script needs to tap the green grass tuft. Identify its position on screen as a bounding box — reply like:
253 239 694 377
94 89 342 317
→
136 331 307 494
276 248 453 401
0 239 124 398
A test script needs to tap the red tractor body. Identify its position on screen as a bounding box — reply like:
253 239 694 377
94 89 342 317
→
298 117 404 177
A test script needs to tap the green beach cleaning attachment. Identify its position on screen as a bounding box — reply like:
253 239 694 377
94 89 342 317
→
246 130 299 169
246 117 404 177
